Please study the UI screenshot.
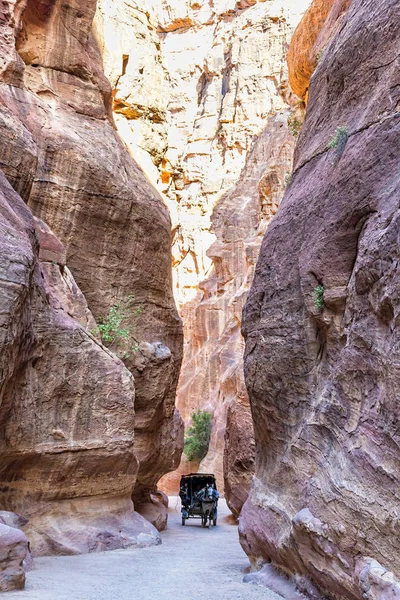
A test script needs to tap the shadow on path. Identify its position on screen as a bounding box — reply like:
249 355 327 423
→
4 499 285 600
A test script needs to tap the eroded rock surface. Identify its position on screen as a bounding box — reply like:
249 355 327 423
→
154 0 311 495
0 0 183 533
0 0 183 542
0 169 163 555
0 523 28 592
241 0 400 597
287 0 350 102
223 397 255 518
93 0 312 501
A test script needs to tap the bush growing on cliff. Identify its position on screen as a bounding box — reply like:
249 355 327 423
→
316 47 326 63
284 172 292 189
94 295 142 358
328 126 348 151
287 112 302 138
184 410 212 462
312 285 325 311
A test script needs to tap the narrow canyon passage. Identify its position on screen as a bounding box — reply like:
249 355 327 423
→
0 0 399 598
3 501 284 600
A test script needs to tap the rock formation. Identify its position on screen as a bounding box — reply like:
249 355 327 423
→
0 0 183 548
195 115 297 507
0 169 162 555
241 0 400 598
0 523 28 592
154 0 311 498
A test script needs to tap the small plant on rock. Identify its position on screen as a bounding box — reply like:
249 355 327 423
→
328 126 349 165
93 295 142 358
316 47 326 63
284 172 293 189
287 112 302 138
328 126 348 150
184 410 212 462
312 285 325 311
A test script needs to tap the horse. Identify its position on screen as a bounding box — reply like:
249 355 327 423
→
200 485 217 529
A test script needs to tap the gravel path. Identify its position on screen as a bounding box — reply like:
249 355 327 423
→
5 499 284 600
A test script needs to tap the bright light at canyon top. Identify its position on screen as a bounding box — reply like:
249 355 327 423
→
94 0 311 308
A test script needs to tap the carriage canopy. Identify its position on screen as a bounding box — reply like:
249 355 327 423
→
180 473 217 499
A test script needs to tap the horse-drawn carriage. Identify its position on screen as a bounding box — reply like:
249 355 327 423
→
179 473 218 529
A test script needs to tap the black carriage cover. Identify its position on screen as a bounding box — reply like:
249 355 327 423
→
180 473 217 500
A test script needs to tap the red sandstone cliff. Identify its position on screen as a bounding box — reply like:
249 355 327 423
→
241 0 400 598
0 0 183 550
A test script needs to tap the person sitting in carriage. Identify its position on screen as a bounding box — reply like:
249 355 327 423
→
211 484 219 503
179 482 190 510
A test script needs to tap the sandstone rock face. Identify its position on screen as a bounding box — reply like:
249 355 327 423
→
94 0 311 501
197 116 297 498
287 0 350 102
94 1 169 184
223 397 255 519
241 0 400 598
0 524 28 592
0 0 183 532
0 169 162 554
157 0 310 497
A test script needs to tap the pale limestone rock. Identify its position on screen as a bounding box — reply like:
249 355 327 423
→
94 0 310 499
162 0 310 489
95 1 169 182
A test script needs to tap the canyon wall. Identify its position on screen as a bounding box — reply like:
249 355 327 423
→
112 0 311 497
0 167 160 555
0 0 183 550
241 0 400 598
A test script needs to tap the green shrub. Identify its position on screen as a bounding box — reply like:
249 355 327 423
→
328 126 348 150
284 172 292 189
312 285 325 311
316 47 326 63
287 113 302 138
184 410 212 462
93 295 142 358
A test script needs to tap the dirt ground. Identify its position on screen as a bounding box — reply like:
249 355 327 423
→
5 499 285 600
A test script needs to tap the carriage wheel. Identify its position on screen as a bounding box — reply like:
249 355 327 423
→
213 518 217 526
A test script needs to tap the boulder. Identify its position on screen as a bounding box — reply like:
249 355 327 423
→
0 524 28 592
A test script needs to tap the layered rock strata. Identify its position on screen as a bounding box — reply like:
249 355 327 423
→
241 0 400 598
0 0 182 540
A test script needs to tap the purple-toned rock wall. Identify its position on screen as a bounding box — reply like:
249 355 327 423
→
240 0 400 598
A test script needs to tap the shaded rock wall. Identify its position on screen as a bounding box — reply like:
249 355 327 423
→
0 0 182 541
0 523 28 592
0 170 161 555
241 0 400 598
